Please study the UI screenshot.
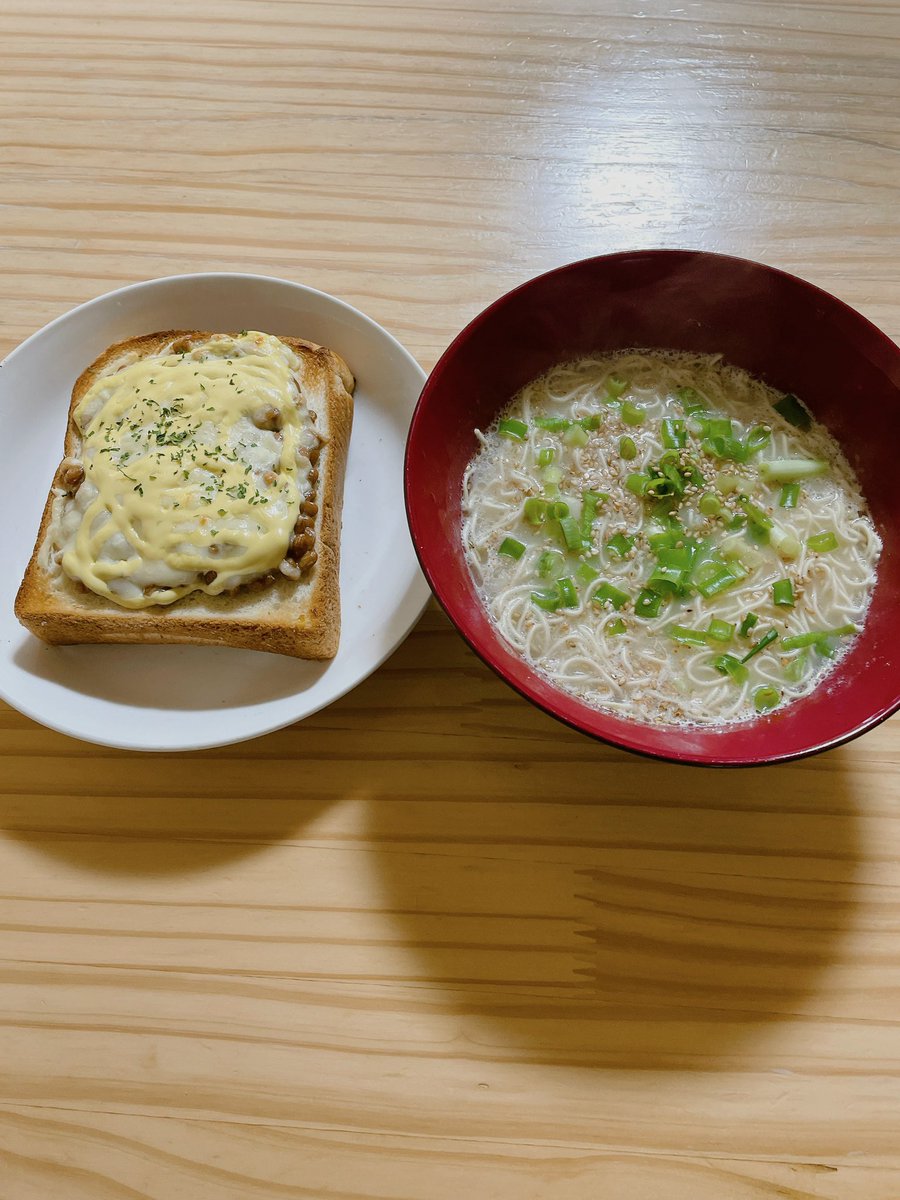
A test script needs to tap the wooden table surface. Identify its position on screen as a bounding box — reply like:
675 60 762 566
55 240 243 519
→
2 2 899 1197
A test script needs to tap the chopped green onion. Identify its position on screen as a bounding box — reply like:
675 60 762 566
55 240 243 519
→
498 536 525 560
778 631 821 650
693 559 746 597
702 566 746 597
783 649 809 683
739 612 759 637
816 636 840 660
715 471 742 495
714 654 749 684
578 414 603 431
558 516 585 551
808 530 839 553
563 423 590 448
710 420 734 444
769 523 801 561
659 461 687 496
744 519 770 548
661 418 687 449
534 416 570 432
537 446 555 469
648 565 689 596
556 576 578 608
619 435 637 460
537 550 564 579
724 543 763 574
531 587 561 611
650 504 684 529
498 418 527 440
780 624 856 652
594 581 629 610
577 561 601 584
621 401 645 426
606 532 635 558
737 495 773 532
541 464 562 485
669 625 710 647
606 374 628 398
656 546 695 571
683 458 706 489
689 537 722 574
754 686 781 712
548 500 569 519
773 392 811 430
720 536 747 563
702 434 749 463
605 616 627 635
773 578 795 607
758 458 827 483
698 492 722 517
666 457 701 495
523 497 548 525
580 489 606 541
648 530 678 553
675 386 706 416
706 618 735 643
779 482 800 509
634 588 665 619
644 476 676 500
746 425 771 452
741 629 778 662
626 471 653 497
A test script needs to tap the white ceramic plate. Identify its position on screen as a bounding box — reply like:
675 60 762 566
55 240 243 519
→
0 274 430 751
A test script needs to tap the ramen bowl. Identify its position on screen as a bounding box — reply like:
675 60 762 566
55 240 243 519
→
405 250 900 766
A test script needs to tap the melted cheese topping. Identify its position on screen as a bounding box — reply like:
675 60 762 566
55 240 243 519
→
57 332 316 608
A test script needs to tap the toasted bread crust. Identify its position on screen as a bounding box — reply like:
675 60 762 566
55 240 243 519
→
14 331 354 658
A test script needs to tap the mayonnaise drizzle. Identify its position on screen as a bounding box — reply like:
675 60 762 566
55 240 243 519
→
59 332 313 608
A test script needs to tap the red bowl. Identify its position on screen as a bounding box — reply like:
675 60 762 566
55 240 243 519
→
405 250 900 766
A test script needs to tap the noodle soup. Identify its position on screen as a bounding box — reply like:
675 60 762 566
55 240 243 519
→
462 351 881 727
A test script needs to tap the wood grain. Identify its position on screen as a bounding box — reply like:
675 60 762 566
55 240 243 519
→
1 1 899 1196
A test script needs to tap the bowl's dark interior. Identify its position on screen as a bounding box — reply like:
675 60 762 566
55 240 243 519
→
408 250 900 763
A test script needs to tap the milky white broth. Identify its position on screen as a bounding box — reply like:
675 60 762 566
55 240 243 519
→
462 351 881 727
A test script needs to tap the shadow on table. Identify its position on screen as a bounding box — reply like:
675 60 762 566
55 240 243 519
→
2 606 863 1071
0 767 334 878
364 739 861 1069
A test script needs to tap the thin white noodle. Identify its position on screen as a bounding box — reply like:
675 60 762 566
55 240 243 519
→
462 350 881 728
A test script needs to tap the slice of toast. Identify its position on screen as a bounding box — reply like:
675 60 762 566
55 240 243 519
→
14 330 354 659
